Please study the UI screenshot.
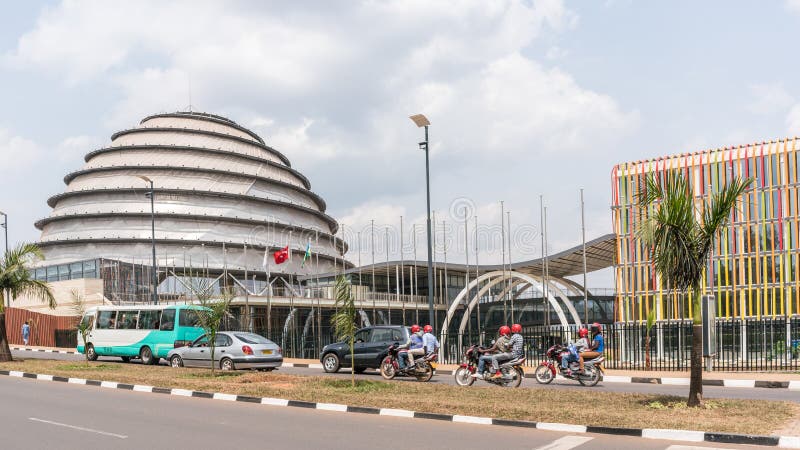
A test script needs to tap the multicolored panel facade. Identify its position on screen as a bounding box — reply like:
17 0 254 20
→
612 138 800 322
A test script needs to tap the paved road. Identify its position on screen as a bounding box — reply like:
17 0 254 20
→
13 349 800 403
0 376 771 450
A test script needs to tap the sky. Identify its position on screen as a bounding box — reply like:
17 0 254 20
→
2 0 800 289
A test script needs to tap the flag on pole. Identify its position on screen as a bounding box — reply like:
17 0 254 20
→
301 241 312 268
273 246 289 264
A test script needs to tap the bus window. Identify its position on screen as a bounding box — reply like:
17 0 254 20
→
160 309 176 331
79 314 94 331
97 311 117 329
117 311 139 330
139 310 161 330
179 309 202 328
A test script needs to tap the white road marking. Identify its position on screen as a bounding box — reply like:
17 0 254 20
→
29 418 127 439
533 435 593 450
642 429 704 442
780 436 800 448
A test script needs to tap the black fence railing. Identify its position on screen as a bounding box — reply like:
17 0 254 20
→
440 318 800 371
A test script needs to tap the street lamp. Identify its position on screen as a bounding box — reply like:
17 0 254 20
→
136 176 158 305
409 113 435 327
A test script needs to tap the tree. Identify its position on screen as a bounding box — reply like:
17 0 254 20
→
331 275 357 387
195 289 234 376
0 243 56 362
71 291 92 366
637 172 751 406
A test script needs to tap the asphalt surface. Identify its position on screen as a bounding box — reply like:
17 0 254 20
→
13 349 800 403
0 375 772 450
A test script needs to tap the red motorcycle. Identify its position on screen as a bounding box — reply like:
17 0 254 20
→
453 344 524 388
534 344 604 387
379 343 436 382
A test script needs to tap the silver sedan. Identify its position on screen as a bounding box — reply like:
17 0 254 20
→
167 332 283 371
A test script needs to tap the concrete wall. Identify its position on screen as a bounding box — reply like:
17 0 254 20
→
10 278 107 316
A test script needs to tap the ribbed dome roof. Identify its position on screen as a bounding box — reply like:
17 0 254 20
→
37 111 348 275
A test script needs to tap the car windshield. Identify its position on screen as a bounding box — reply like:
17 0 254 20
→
234 333 273 345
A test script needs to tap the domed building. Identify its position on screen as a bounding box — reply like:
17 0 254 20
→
33 111 349 302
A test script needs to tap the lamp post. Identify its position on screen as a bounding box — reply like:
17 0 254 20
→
1 210 7 308
409 114 435 327
137 176 158 305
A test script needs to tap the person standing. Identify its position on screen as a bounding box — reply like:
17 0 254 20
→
22 320 30 346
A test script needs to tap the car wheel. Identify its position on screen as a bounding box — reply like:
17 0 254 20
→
322 353 340 373
86 344 98 361
220 358 235 371
354 367 367 374
140 346 155 365
170 355 184 368
120 356 131 363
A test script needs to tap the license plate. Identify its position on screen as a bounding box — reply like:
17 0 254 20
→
261 350 273 355
430 362 437 369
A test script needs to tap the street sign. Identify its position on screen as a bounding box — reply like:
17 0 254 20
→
702 295 716 357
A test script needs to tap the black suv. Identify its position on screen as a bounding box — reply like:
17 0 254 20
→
320 325 409 373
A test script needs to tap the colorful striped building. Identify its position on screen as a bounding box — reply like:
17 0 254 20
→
612 137 800 322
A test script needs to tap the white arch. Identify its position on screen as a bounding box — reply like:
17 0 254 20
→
528 274 582 328
440 271 573 350
358 309 371 327
281 308 298 352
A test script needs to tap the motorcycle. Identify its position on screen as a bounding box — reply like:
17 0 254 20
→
379 343 437 382
534 344 604 387
453 344 525 388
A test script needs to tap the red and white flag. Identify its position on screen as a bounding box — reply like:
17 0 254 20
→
273 246 289 265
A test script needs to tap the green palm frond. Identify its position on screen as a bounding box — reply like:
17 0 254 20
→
0 242 55 310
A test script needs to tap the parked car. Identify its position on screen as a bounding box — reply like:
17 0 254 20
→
167 332 282 371
320 325 409 373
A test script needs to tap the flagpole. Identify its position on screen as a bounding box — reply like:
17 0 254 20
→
244 244 250 331
413 223 419 323
371 219 376 324
474 215 481 345
432 210 438 312
540 195 548 327
507 210 513 323
544 206 550 327
581 188 588 324
442 219 448 306
400 216 405 324
463 209 471 343
500 201 507 321
357 231 362 302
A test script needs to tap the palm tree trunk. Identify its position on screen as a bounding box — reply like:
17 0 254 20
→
0 312 12 362
688 323 704 406
645 335 651 370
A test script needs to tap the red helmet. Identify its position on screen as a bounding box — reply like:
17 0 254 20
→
423 325 433 333
499 325 511 336
591 322 602 333
578 328 589 338
511 324 522 333
410 325 420 333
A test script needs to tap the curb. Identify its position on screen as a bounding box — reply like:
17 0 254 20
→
1 369 798 448
11 346 78 355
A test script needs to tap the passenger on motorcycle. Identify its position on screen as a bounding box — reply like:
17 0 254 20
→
489 323 524 379
578 322 605 374
472 325 511 379
422 325 439 356
398 325 424 370
563 328 589 375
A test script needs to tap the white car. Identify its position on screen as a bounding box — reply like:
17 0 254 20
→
167 332 283 371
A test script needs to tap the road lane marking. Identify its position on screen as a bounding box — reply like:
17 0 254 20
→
379 408 414 418
536 422 587 433
642 429 704 442
29 418 127 439
533 436 593 450
452 415 492 425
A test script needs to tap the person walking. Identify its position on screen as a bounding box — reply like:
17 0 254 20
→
22 320 30 346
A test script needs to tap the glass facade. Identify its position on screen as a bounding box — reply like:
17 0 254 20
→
613 138 800 322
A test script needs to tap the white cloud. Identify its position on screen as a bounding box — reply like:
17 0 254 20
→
748 83 794 115
0 128 41 171
788 104 800 135
787 0 800 13
56 135 103 163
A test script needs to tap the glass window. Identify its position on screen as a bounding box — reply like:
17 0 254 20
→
83 260 98 278
354 329 370 343
370 328 394 343
160 309 176 331
179 309 202 328
79 314 94 331
46 266 58 282
58 264 69 281
234 333 273 345
96 311 117 329
214 334 232 347
192 334 209 347
70 262 83 279
139 310 160 330
117 311 139 329
392 329 404 341
35 268 46 280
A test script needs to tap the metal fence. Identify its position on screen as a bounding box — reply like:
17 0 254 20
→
440 318 800 371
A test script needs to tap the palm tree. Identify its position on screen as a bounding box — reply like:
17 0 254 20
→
331 275 357 387
0 243 56 362
637 172 751 407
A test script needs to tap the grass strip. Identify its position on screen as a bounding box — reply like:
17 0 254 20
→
1 359 795 435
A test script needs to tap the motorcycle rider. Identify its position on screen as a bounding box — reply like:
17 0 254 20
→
398 325 424 370
563 328 589 375
578 322 605 374
489 323 524 379
422 325 439 356
472 325 511 379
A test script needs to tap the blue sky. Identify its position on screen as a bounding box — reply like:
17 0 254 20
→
2 0 800 288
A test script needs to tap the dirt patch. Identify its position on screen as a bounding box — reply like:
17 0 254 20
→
1 359 796 435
